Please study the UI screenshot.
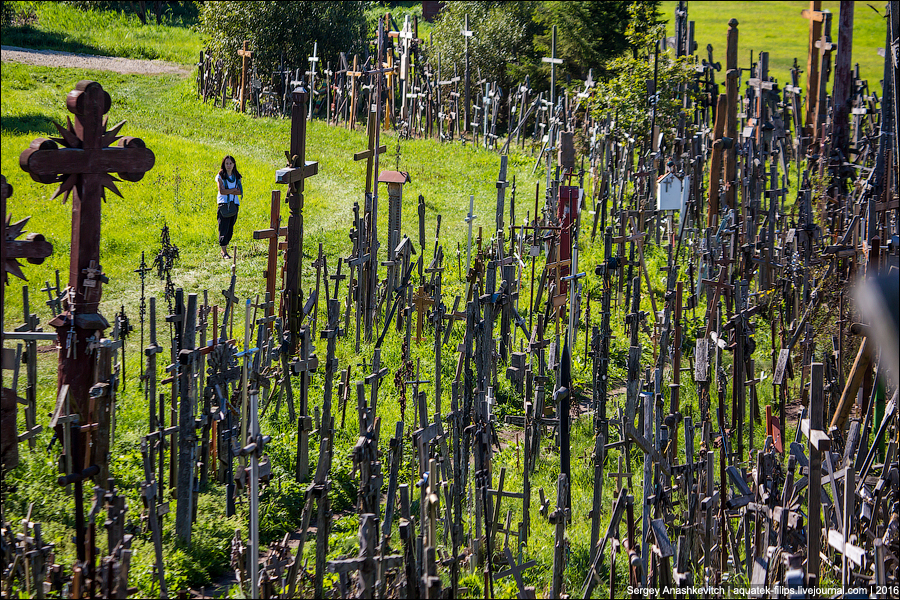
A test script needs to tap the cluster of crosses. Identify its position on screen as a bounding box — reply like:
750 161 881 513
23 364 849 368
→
2 2 900 599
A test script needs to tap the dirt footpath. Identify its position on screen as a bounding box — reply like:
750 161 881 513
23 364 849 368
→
1 44 190 76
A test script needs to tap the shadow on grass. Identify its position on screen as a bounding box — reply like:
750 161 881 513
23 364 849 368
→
1 26 108 57
1 113 59 137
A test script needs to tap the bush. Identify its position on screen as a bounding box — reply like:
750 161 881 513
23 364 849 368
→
199 1 367 80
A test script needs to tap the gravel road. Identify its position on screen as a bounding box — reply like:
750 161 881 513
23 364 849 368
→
1 44 190 76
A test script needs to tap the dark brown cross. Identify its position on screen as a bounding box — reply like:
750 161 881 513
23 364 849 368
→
3 177 53 283
353 106 388 196
276 86 318 353
19 80 154 422
238 41 253 113
253 190 286 328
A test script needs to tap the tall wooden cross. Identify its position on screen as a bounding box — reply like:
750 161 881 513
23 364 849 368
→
462 14 474 132
252 190 286 328
238 41 253 113
813 10 836 146
19 80 154 425
347 55 363 130
276 86 319 353
801 2 825 134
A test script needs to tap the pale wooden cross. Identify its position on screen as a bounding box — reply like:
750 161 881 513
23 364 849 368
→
607 454 632 493
238 40 253 113
801 1 825 133
347 55 364 130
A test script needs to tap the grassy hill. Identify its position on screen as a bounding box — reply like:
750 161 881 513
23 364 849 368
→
660 1 887 89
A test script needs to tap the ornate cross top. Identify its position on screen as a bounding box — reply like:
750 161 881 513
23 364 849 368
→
20 80 154 313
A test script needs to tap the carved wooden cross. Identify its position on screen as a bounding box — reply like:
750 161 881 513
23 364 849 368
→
19 80 154 422
238 41 253 113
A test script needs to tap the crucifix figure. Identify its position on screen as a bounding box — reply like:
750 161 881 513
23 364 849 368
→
19 80 154 436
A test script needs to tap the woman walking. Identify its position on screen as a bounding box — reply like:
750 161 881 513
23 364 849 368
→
215 155 243 259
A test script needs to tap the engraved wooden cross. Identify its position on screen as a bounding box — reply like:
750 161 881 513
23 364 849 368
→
19 80 154 421
412 285 434 343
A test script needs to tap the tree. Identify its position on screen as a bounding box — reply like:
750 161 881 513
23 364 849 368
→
531 1 632 82
427 1 539 93
200 1 367 80
588 6 696 148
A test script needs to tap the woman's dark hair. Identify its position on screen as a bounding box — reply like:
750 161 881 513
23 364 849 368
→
219 155 242 180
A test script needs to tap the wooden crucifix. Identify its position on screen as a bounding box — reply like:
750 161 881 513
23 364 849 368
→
276 85 318 353
238 41 253 113
19 80 154 430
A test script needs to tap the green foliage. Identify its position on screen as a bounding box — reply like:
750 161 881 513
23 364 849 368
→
588 21 697 146
530 1 633 81
427 1 539 92
0 1 199 63
199 1 367 81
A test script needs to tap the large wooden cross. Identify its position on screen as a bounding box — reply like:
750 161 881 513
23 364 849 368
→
801 1 825 134
347 55 364 130
19 80 154 424
276 86 318 352
252 190 286 328
238 41 253 113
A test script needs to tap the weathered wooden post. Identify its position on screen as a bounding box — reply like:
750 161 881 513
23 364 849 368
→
19 80 154 474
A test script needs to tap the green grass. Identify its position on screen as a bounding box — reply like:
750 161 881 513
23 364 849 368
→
1 1 201 64
661 1 887 90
